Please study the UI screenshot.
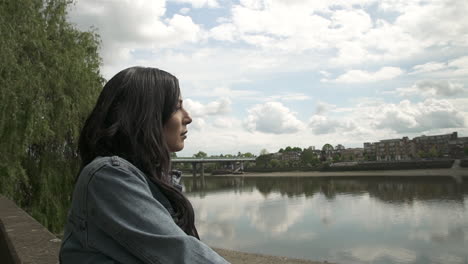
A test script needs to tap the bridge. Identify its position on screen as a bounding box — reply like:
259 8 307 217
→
172 158 256 185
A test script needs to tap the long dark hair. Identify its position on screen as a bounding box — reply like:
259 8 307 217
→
78 66 199 238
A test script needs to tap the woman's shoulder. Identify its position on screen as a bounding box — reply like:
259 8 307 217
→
80 156 147 183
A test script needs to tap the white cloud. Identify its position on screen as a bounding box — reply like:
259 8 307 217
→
315 102 336 115
325 67 404 83
184 98 231 117
392 0 468 47
309 115 357 135
449 56 468 69
189 117 206 131
209 23 237 41
212 117 235 129
396 80 466 97
179 7 191 14
264 93 311 102
375 99 466 133
67 0 203 74
244 102 305 134
410 56 468 77
410 62 447 74
169 0 219 8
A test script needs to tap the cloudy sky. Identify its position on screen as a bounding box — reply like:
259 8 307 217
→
67 0 468 156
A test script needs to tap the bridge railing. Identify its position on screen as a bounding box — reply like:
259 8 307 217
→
172 157 256 163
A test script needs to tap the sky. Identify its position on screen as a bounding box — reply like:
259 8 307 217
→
67 0 468 157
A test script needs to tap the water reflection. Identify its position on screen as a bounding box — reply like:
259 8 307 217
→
184 176 468 264
184 176 468 204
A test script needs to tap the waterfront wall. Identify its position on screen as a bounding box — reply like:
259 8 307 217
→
245 159 456 173
323 159 455 172
0 195 61 264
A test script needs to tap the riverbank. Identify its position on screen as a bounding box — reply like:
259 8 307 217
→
213 248 332 264
211 167 468 177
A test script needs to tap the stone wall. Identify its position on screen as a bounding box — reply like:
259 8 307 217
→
0 195 61 264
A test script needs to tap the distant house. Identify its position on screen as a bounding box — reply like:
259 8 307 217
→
281 151 301 161
340 148 364 161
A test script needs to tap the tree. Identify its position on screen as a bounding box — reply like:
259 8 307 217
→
240 152 255 158
428 146 439 159
0 0 103 233
260 149 269 155
193 151 208 158
170 152 177 158
256 154 272 168
269 159 280 168
301 148 318 165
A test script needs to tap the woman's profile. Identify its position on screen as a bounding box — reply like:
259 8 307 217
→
59 67 229 263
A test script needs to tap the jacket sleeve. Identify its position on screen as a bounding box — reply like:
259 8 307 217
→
86 163 229 264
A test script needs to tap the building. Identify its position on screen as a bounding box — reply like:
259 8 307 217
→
448 136 468 158
413 132 457 157
281 151 302 161
340 148 364 161
364 137 414 161
364 132 464 161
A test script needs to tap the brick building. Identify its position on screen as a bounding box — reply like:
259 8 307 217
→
364 136 414 161
363 132 464 161
412 132 458 157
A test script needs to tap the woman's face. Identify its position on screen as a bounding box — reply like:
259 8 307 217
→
164 99 192 152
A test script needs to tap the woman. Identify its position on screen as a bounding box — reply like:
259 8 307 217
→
59 67 229 263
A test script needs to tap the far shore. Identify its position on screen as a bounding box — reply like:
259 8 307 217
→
209 167 468 178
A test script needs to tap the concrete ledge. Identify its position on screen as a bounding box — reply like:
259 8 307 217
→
0 195 61 264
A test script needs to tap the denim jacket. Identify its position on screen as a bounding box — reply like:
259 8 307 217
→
59 156 229 264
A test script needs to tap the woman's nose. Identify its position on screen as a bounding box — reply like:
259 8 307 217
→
184 110 192 125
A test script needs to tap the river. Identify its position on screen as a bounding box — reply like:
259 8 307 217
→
183 176 468 264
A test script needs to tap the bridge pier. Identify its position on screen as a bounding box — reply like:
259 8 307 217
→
191 162 205 188
200 163 205 187
192 162 197 178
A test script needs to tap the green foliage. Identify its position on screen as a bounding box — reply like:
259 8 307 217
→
333 154 342 162
428 146 439 158
322 143 334 152
301 148 318 165
193 151 208 158
255 154 272 168
238 152 255 158
269 159 280 168
0 0 103 233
